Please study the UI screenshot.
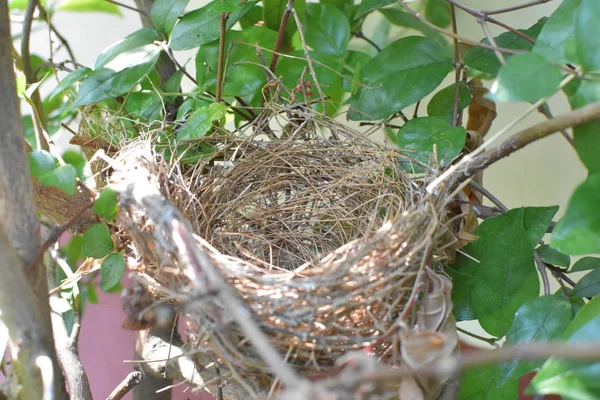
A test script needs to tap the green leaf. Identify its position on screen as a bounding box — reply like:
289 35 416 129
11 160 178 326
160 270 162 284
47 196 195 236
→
176 102 227 141
39 165 77 195
51 67 92 98
552 174 600 255
74 45 161 106
354 0 394 19
537 244 570 267
573 269 600 297
239 4 263 29
86 278 98 304
96 28 161 69
458 364 518 400
530 315 600 399
424 0 451 28
124 91 163 121
379 8 448 46
348 36 452 120
426 81 472 125
500 295 573 383
303 4 350 57
151 0 190 35
574 0 600 71
571 257 600 272
62 150 87 179
29 150 57 177
533 0 581 64
567 80 600 174
342 51 372 93
170 1 258 50
93 188 118 221
60 235 84 269
464 18 545 76
394 117 466 172
448 265 477 321
82 223 114 259
489 52 563 103
100 253 126 292
456 207 557 337
58 0 121 15
176 97 211 120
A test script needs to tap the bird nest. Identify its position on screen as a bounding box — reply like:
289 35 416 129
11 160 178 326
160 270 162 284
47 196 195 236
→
81 104 464 398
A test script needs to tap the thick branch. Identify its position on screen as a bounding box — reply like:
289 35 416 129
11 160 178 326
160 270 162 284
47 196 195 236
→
0 1 65 397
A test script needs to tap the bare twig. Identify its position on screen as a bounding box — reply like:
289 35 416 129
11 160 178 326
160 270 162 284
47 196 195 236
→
270 0 295 72
353 30 382 52
449 4 461 127
108 372 143 400
538 103 575 147
106 0 149 16
534 252 551 295
456 326 499 347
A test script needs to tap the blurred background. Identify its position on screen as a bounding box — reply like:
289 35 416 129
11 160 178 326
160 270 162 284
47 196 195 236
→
19 0 584 398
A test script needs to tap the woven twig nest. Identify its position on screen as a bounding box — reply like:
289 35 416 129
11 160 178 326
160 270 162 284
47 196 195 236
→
86 104 463 398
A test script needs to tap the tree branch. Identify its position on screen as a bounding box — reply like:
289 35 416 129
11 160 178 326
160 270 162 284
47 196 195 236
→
107 371 143 400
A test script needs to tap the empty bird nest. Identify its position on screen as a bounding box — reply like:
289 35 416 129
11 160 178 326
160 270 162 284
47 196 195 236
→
75 102 469 399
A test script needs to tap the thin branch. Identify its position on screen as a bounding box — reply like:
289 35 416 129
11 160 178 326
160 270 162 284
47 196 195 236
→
38 5 77 63
534 252 551 295
538 103 575 148
449 4 461 127
353 30 381 52
107 372 143 400
270 0 295 72
395 0 526 54
292 8 328 114
360 342 600 384
457 326 499 347
486 0 554 15
106 0 149 16
216 12 229 104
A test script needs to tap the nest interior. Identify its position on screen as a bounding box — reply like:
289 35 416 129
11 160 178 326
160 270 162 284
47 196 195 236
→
83 104 462 395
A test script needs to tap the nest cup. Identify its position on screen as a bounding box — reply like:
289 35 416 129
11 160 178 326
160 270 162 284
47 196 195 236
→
95 105 461 397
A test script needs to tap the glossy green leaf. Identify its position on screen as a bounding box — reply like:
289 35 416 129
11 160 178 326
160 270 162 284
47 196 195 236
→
176 103 227 141
489 52 563 103
29 150 57 177
82 223 114 259
151 0 190 35
571 257 600 272
58 0 121 15
575 0 600 71
100 253 126 292
530 315 600 399
424 0 450 28
124 91 163 121
170 1 257 50
96 28 161 69
552 174 600 254
39 165 77 195
74 45 161 106
427 81 472 125
534 0 581 64
395 117 466 172
354 0 394 19
93 188 118 221
573 269 600 297
321 0 354 16
176 98 211 120
455 207 557 337
51 67 92 98
239 4 263 28
348 36 452 120
448 265 477 321
500 295 573 383
537 244 570 267
303 4 350 57
464 18 545 76
458 364 518 400
379 8 448 46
